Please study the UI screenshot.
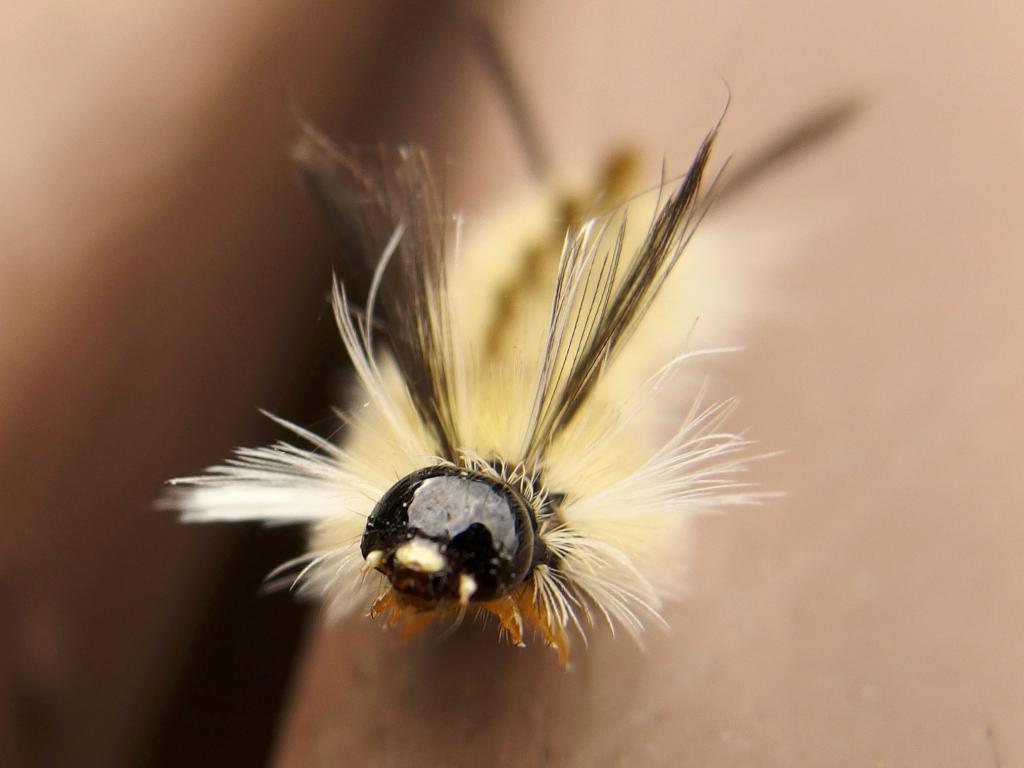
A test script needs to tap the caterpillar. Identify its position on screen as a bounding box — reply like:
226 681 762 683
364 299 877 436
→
168 97 852 665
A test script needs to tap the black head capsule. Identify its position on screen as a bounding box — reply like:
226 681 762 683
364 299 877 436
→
360 466 537 604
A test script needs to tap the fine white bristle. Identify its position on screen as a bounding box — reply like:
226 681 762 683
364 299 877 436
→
169 132 767 649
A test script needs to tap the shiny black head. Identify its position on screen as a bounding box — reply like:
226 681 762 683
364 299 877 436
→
360 465 537 603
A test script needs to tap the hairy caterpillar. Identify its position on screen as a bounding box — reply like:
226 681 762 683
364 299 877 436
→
168 97 851 664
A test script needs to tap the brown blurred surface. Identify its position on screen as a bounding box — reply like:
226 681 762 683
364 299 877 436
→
275 2 1024 768
2 1 1022 767
1 2 469 765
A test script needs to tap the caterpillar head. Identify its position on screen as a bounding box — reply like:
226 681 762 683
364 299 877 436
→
360 466 538 605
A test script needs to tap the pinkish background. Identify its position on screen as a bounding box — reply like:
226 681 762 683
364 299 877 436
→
2 2 1021 766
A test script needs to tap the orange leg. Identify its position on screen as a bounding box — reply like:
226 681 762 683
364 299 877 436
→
372 584 572 665
370 588 445 641
480 595 525 647
517 583 572 667
369 588 398 619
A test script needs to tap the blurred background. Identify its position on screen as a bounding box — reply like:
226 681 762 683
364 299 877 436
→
2 1 1022 766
